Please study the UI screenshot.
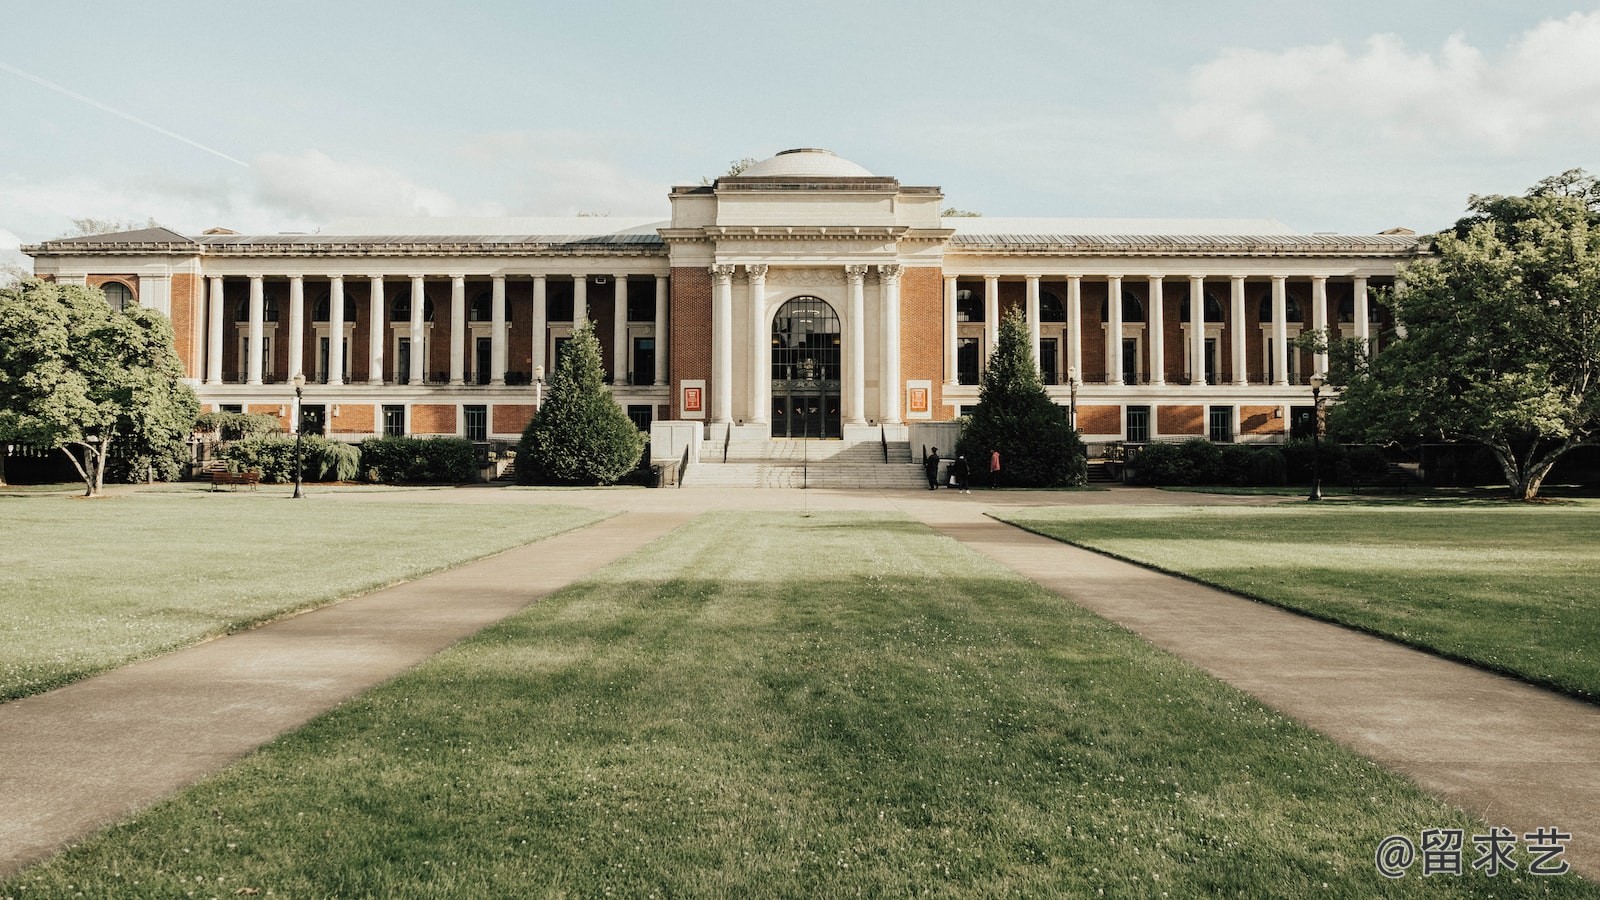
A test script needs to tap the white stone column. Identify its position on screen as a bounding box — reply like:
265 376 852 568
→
531 275 548 380
879 264 903 424
247 275 265 385
710 265 735 424
1230 276 1247 385
449 275 466 385
328 275 346 386
1107 275 1124 385
1025 275 1042 372
206 276 224 384
1271 275 1289 386
1352 276 1370 350
368 276 385 385
490 275 507 386
942 275 957 387
983 275 999 361
612 274 628 386
1311 274 1329 377
288 276 305 381
846 265 867 425
746 266 768 424
653 275 668 386
409 275 425 384
574 276 588 327
1147 275 1165 386
1066 275 1083 383
1188 276 1206 384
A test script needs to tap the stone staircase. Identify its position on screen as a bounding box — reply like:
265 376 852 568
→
682 438 925 489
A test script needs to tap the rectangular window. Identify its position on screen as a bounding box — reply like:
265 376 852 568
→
625 282 655 322
1122 338 1139 384
1039 338 1058 385
221 404 243 414
627 404 652 431
383 405 406 437
957 337 982 385
396 338 411 385
1208 406 1233 443
546 281 575 322
464 405 488 442
632 337 655 386
474 338 492 385
1126 405 1150 443
1289 405 1316 441
1204 337 1218 385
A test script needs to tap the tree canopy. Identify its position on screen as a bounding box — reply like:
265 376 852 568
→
957 309 1085 487
1328 170 1600 500
515 323 646 485
0 279 198 494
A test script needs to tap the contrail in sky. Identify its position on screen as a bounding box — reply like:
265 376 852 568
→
0 61 250 168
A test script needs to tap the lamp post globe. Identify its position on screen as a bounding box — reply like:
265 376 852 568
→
1307 372 1325 502
291 372 307 500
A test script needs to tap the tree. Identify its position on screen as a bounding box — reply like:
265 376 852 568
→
0 279 198 495
957 309 1086 487
516 323 646 485
1327 170 1600 500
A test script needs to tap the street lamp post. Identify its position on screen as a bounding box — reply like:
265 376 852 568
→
291 372 306 499
534 365 545 412
1067 365 1079 431
1308 372 1324 502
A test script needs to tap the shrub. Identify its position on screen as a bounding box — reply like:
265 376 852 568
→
358 435 477 484
517 324 647 485
218 434 359 483
1248 447 1288 486
1216 443 1257 486
196 411 281 440
956 310 1086 487
1282 438 1346 485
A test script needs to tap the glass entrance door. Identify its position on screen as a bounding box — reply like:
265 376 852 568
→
770 296 842 439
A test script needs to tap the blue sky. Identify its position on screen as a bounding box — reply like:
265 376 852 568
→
4 1 1598 270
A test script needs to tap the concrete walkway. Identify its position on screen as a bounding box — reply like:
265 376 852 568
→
900 500 1600 880
0 509 689 878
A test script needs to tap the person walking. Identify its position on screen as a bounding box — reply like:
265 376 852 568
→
923 447 941 490
950 454 971 493
989 449 1001 489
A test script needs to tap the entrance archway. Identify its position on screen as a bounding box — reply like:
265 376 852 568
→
770 296 842 438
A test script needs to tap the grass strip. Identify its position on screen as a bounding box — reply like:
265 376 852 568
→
995 502 1600 701
5 511 1588 897
0 493 606 701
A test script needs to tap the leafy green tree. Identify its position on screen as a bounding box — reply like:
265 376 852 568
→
1328 170 1600 500
0 278 198 495
516 323 646 485
956 309 1085 487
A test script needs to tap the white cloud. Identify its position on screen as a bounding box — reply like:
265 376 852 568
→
252 150 506 220
1170 11 1600 155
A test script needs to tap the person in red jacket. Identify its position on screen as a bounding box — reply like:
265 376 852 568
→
989 449 1001 488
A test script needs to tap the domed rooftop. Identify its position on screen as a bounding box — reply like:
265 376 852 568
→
736 148 874 178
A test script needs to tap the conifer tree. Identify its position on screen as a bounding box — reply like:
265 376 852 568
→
956 309 1085 487
515 323 646 485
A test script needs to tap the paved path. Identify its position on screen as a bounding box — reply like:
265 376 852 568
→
900 500 1600 880
0 509 689 878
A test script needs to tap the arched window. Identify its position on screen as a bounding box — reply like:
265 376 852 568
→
233 294 281 322
956 287 983 322
1180 292 1227 323
470 292 492 322
1257 294 1303 323
101 281 133 311
391 296 436 322
771 296 841 382
1101 291 1146 323
312 294 358 322
1039 291 1067 322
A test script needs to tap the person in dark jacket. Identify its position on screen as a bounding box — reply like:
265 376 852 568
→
949 455 971 493
923 448 940 490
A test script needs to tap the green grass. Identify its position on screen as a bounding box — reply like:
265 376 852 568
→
0 494 606 701
995 502 1600 701
6 511 1589 897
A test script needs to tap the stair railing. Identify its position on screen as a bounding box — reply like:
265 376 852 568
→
677 442 689 489
880 424 889 463
722 422 731 464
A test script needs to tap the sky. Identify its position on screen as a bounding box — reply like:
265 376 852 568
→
3 1 1598 273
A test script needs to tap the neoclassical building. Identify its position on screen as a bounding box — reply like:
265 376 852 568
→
24 148 1419 448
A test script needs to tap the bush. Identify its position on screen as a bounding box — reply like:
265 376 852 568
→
1282 438 1346 485
218 434 359 483
1216 443 1257 486
517 324 647 485
1248 447 1288 486
956 310 1086 487
1133 439 1226 486
196 411 282 440
358 436 477 484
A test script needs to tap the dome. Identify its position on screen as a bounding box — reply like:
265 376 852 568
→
736 148 874 178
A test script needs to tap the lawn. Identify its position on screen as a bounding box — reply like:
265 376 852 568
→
994 502 1600 701
6 511 1588 897
0 493 606 701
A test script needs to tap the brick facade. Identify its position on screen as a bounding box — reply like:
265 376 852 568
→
411 403 458 435
332 403 375 435
493 404 536 435
1157 404 1204 435
898 266 950 420
1240 404 1284 436
669 266 711 418
1077 404 1122 435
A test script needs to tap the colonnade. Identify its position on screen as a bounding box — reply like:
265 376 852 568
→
205 273 669 388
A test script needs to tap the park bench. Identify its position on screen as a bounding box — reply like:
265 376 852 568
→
209 470 262 491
